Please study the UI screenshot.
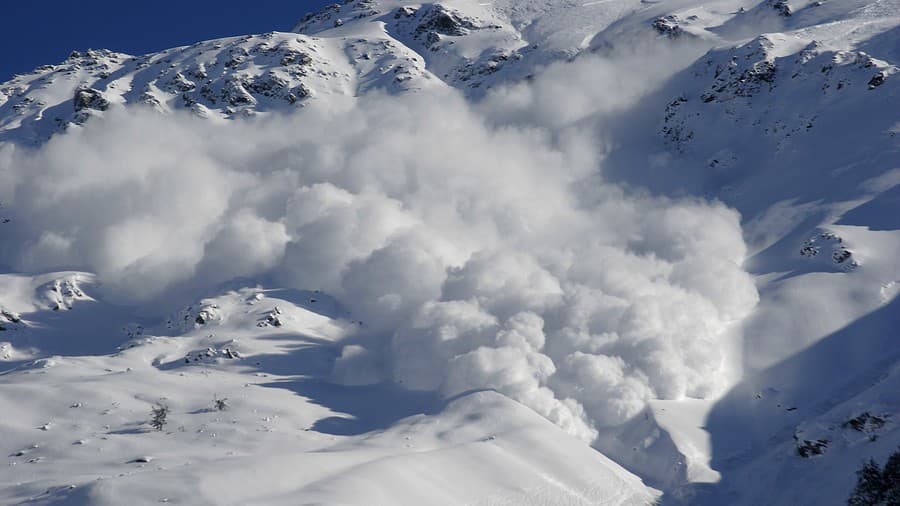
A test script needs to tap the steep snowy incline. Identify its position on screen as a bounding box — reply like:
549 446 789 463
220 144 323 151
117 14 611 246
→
599 0 900 372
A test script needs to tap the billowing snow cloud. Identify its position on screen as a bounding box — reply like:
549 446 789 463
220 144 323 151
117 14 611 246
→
0 50 758 440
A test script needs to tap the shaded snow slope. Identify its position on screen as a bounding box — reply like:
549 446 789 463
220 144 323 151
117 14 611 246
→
670 296 900 505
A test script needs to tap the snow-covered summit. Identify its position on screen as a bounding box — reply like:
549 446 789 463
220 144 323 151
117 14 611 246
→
3 0 898 145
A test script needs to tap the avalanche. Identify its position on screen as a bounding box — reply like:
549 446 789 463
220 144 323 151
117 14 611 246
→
0 1 898 504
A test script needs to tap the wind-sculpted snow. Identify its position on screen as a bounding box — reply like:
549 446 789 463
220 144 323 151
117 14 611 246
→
0 82 758 438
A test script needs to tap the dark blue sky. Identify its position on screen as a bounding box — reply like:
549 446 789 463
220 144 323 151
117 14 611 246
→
0 1 335 83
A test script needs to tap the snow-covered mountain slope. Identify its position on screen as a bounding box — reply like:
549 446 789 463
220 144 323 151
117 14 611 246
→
0 30 435 145
1 0 636 144
682 296 900 505
1 0 899 504
593 3 900 501
7 0 867 144
605 0 900 370
0 274 656 505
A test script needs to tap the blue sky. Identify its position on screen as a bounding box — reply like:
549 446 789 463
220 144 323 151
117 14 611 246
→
0 1 335 83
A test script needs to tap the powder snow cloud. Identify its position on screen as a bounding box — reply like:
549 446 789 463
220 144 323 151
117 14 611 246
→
0 49 758 440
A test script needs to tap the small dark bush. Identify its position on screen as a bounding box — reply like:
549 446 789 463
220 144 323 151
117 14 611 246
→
150 403 169 431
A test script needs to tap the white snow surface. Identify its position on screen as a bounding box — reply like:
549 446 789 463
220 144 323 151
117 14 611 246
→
0 278 656 505
0 0 898 504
